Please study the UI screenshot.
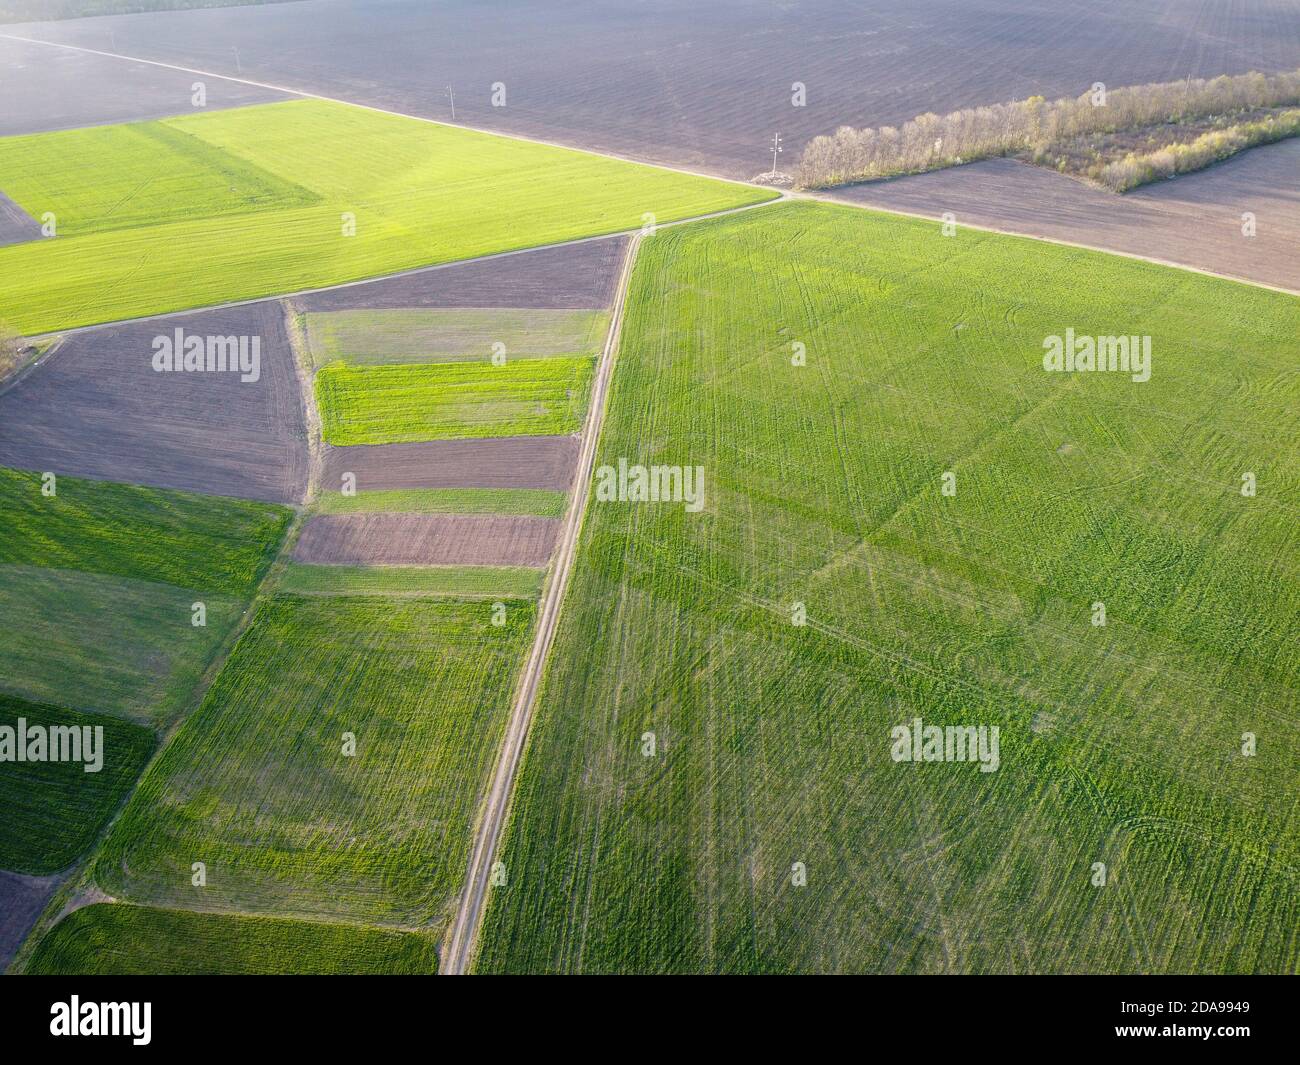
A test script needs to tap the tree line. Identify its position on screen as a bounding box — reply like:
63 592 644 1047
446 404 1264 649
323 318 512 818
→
796 69 1300 189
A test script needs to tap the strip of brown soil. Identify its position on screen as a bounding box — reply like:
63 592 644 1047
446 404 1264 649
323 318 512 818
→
292 512 561 566
321 435 580 493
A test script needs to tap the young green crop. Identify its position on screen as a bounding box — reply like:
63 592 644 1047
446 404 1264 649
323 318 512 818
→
0 99 775 334
476 201 1300 974
277 563 544 599
315 356 595 444
0 694 155 874
98 594 536 926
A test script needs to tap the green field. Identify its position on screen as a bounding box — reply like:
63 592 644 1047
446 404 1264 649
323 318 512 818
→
0 468 290 725
24 903 438 975
315 487 568 518
303 308 610 367
277 563 545 599
0 694 155 874
474 201 1300 974
0 566 240 724
98 594 535 927
0 99 773 334
316 356 595 444
0 467 289 596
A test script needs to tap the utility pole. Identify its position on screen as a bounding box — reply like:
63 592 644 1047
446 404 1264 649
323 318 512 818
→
770 132 783 177
446 85 456 121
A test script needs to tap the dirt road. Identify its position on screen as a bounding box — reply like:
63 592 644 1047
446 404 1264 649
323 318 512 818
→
439 233 641 974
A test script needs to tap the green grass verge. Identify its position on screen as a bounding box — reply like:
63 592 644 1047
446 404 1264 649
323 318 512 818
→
0 98 774 334
0 694 155 874
23 904 438 975
316 356 595 444
315 487 568 518
475 200 1300 974
303 308 610 367
0 566 239 726
97 594 536 926
0 466 290 596
277 563 544 599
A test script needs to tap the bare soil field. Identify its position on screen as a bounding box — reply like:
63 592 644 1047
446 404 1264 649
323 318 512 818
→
0 188 40 245
0 869 58 970
296 237 627 312
292 513 560 567
11 0 1298 179
826 139 1300 291
321 436 579 494
0 302 308 503
0 33 289 136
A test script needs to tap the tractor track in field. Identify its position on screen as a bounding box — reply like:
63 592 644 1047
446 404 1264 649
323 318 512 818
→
440 232 641 975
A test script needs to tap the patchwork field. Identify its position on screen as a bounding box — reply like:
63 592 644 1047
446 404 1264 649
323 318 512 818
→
0 302 309 503
0 693 154 874
97 594 536 927
0 97 771 334
303 308 609 367
475 201 1299 974
0 467 290 725
24 904 438 975
293 513 560 567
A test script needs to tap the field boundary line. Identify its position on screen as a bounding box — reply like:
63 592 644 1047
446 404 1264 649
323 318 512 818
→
440 232 641 975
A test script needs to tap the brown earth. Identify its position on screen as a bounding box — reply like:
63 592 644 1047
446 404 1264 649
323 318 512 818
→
293 512 560 567
321 435 580 494
0 189 41 246
0 33 290 136
825 139 1300 291
297 236 628 312
12 0 1298 178
0 868 58 970
0 302 309 503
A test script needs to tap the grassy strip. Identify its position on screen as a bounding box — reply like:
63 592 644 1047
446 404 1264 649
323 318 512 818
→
316 356 595 445
304 308 611 367
277 563 544 599
315 487 568 518
24 903 438 974
0 694 155 874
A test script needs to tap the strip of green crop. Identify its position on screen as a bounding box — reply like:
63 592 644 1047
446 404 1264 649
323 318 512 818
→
475 200 1300 974
0 466 291 596
315 356 595 444
315 487 568 518
23 903 438 975
0 694 155 874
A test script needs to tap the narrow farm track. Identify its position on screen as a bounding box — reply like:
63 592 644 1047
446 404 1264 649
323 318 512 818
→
440 233 641 975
